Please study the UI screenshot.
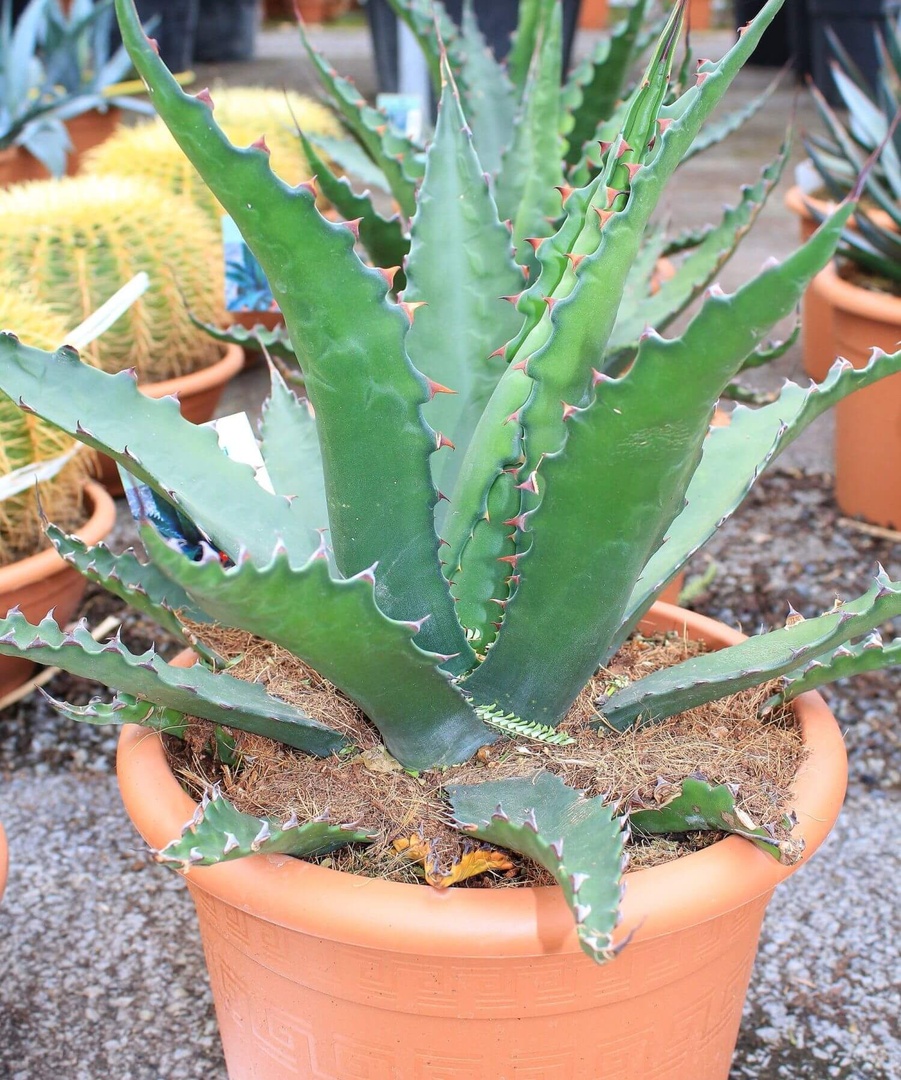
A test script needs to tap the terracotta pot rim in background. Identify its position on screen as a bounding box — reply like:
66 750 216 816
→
139 341 245 401
784 184 897 236
0 478 116 592
117 601 847 960
812 260 901 326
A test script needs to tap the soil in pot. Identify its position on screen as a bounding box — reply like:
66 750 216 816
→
810 260 901 528
118 605 845 1080
0 479 117 700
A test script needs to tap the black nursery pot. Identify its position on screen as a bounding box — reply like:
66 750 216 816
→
808 0 901 104
364 0 582 95
194 0 260 62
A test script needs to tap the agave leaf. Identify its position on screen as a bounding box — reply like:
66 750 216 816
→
629 775 803 864
297 126 409 271
681 68 782 163
115 0 473 667
43 690 188 736
610 136 792 352
384 0 466 97
44 523 225 665
403 59 523 505
257 365 333 567
0 610 347 756
457 0 517 177
775 633 901 702
564 0 651 166
186 315 298 364
506 0 555 94
443 5 687 658
156 785 375 869
599 569 901 731
0 337 300 566
140 532 494 771
620 349 901 636
494 0 566 268
294 16 423 218
448 771 626 964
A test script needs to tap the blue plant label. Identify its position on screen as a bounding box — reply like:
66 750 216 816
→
376 92 424 142
222 215 281 314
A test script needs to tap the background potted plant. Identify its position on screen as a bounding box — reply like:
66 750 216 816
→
0 172 240 490
794 16 901 527
1 0 899 1075
0 277 116 699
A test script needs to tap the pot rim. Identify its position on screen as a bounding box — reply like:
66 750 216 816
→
141 342 245 400
0 478 116 594
117 602 847 959
812 260 901 322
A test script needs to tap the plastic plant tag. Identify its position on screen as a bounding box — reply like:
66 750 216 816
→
118 412 274 559
222 216 280 314
376 92 424 142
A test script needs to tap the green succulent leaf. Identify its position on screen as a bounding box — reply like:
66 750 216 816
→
599 568 901 731
771 633 901 705
0 609 347 756
610 136 792 351
384 0 466 98
45 523 213 645
494 0 566 267
257 365 331 565
187 315 298 364
156 785 375 869
140 532 494 771
297 126 409 271
403 59 524 505
115 0 473 666
621 347 901 636
506 0 554 94
294 17 422 217
0 338 297 567
448 771 626 964
41 689 188 736
629 775 804 863
457 0 517 177
564 0 651 166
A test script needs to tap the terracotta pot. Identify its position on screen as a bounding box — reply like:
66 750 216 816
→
117 604 846 1080
578 0 609 28
0 479 117 699
810 262 901 528
94 343 245 495
0 145 49 187
689 0 713 30
65 107 121 175
0 820 7 903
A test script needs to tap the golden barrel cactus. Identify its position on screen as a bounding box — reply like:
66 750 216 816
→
0 175 225 380
83 87 342 225
0 282 87 563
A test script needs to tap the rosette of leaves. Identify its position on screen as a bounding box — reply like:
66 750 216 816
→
2 0 901 964
803 14 901 289
0 174 224 379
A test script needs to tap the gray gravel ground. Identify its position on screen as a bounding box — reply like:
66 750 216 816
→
1 16 900 1080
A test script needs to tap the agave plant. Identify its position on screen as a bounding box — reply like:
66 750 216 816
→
2 0 901 964
803 13 901 287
